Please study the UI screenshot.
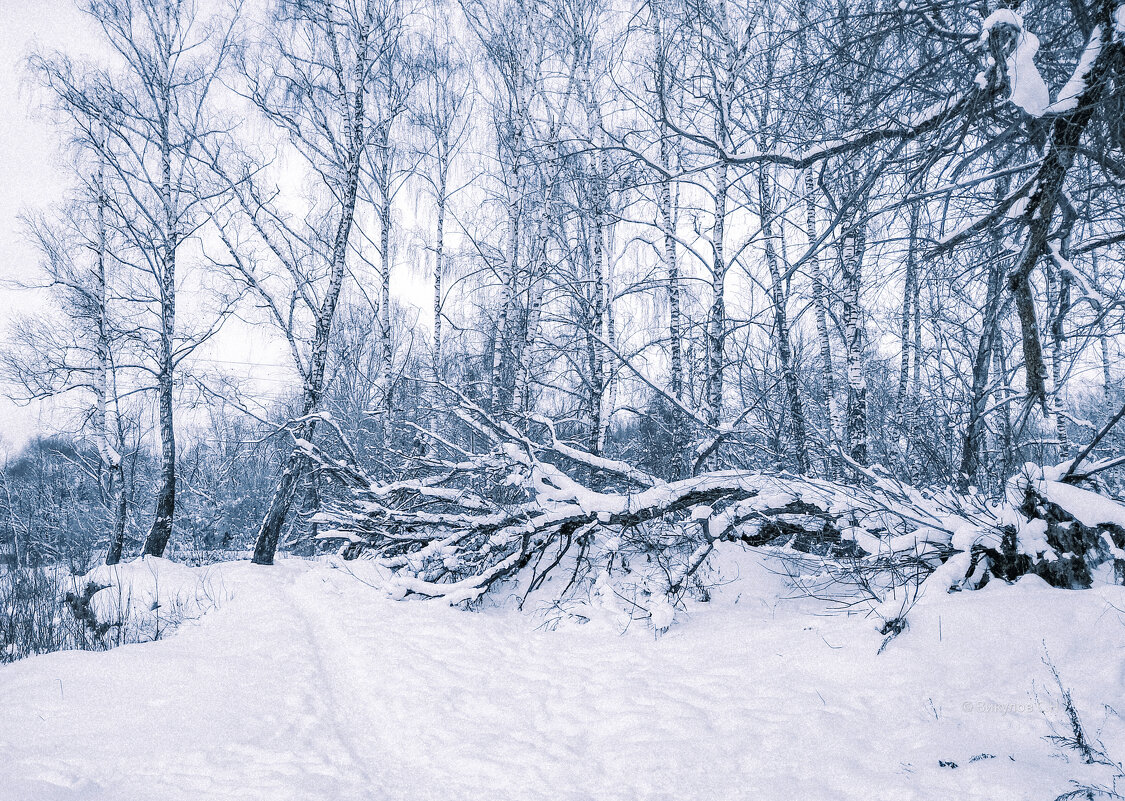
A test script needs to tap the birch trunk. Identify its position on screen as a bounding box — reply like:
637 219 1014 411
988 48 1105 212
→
514 103 567 414
143 79 177 557
706 159 728 428
1094 252 1112 400
432 158 447 414
662 143 682 401
797 0 838 467
759 167 809 474
994 338 1014 487
1047 263 1071 457
652 8 682 403
378 137 394 419
807 170 838 453
95 139 128 566
585 66 609 453
252 12 371 565
895 201 919 457
490 96 528 412
841 212 868 466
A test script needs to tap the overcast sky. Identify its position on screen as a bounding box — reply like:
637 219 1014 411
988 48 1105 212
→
0 1 99 456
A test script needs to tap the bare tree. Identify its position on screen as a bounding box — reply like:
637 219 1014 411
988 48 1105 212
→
360 6 417 424
33 0 238 557
462 0 549 412
2 179 131 564
414 21 472 409
213 0 396 565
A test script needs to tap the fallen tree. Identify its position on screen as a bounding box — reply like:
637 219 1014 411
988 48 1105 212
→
300 387 1125 627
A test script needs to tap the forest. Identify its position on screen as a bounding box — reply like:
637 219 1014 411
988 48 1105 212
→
1 0 1125 796
2 0 1123 590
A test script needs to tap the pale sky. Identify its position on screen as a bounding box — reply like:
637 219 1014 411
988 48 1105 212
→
0 0 99 456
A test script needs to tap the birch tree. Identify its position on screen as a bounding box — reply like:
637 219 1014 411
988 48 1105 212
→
360 5 416 422
414 26 471 404
1 188 131 565
32 0 237 557
462 0 547 412
214 0 393 565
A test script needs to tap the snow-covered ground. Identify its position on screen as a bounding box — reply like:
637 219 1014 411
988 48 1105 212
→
1 547 1123 800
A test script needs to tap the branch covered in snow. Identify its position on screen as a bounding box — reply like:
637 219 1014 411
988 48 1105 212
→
305 395 1020 610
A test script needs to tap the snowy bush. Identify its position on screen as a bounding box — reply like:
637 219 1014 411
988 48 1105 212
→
0 567 114 663
0 557 230 663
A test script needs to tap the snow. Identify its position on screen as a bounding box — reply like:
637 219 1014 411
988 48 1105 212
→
981 9 1049 116
1018 517 1055 558
1012 463 1125 530
84 557 232 634
689 504 712 521
2 552 1124 800
1039 480 1125 528
1050 239 1109 309
1046 26 1102 113
1102 533 1125 560
647 593 676 630
981 9 1022 31
1007 29 1049 116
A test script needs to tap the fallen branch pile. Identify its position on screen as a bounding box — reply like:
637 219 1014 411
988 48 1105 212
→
300 390 1125 615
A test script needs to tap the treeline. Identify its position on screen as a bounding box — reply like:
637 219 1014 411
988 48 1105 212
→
0 421 280 569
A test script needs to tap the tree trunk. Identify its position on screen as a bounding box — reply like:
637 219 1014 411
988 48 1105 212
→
895 201 919 458
759 167 809 474
957 234 1006 488
94 138 129 566
513 124 563 414
1004 11 1114 408
144 259 177 557
378 127 395 421
586 68 608 454
253 199 356 565
994 339 1014 489
652 9 682 404
252 443 309 564
806 170 838 465
797 0 838 471
841 212 868 466
252 18 370 565
706 159 728 428
143 98 177 558
490 103 527 412
659 113 687 477
1047 263 1071 457
106 476 128 566
432 159 447 395
1094 252 1112 401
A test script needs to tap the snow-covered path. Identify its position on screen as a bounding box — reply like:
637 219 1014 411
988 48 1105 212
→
2 552 1123 800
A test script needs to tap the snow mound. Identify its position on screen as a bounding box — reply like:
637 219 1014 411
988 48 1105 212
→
83 556 235 641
